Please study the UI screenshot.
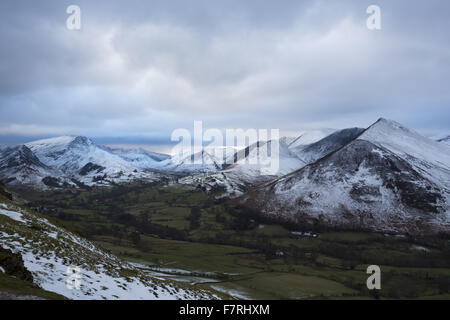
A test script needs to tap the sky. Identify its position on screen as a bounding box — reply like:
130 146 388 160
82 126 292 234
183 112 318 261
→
0 0 449 147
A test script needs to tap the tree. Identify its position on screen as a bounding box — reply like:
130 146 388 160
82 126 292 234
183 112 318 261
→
189 207 201 230
130 231 141 247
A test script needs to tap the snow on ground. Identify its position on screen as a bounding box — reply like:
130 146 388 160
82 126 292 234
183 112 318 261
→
0 208 27 224
359 118 450 188
0 200 218 300
240 120 450 234
288 129 337 149
210 285 251 300
411 245 430 253
24 136 160 187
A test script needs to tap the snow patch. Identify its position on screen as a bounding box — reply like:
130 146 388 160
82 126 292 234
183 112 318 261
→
0 208 27 224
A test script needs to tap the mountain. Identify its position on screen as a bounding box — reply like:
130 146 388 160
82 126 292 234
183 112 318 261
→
0 136 164 189
1 135 232 188
105 146 170 169
180 130 368 197
437 135 450 147
26 136 133 174
0 145 56 186
157 149 225 173
23 136 158 187
237 119 450 235
290 128 365 164
288 128 337 149
0 186 218 300
0 130 363 191
178 139 306 197
225 139 305 179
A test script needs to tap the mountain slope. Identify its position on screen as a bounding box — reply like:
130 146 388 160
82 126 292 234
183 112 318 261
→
437 135 450 147
359 119 450 190
237 119 450 235
288 129 337 149
180 130 366 197
158 149 226 173
0 145 56 187
179 139 306 197
105 146 170 169
0 187 218 300
23 136 157 186
290 128 365 165
26 136 133 174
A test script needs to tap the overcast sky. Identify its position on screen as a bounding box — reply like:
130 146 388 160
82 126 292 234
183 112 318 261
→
0 0 449 145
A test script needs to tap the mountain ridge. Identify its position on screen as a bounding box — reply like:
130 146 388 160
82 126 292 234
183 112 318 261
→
236 118 450 235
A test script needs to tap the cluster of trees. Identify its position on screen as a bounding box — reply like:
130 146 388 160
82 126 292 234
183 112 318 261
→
314 239 450 269
107 209 189 244
188 207 201 230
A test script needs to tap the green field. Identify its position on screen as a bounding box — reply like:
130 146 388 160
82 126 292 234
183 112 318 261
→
23 182 450 300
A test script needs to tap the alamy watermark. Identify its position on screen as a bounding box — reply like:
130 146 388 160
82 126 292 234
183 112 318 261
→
366 265 381 290
65 5 381 31
66 5 81 30
171 121 280 175
367 5 382 30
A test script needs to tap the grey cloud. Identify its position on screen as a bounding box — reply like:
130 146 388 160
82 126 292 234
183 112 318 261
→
0 0 449 142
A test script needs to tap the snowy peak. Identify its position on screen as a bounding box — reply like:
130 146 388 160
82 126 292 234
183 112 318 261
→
68 136 95 148
364 118 421 139
26 136 89 152
161 149 224 173
358 118 450 172
19 136 159 187
26 136 94 166
27 135 126 169
105 146 170 169
237 118 450 235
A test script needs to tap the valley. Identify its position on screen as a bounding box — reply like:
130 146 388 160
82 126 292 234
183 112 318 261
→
21 182 450 300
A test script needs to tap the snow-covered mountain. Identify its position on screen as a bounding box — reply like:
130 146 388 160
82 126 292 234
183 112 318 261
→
178 139 306 196
437 135 450 147
0 135 241 188
0 187 218 300
226 139 305 179
288 128 337 149
0 145 56 187
0 136 157 188
157 149 225 173
105 146 170 169
0 129 365 191
26 136 135 175
290 128 365 165
237 119 450 235
180 130 367 197
177 128 364 196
